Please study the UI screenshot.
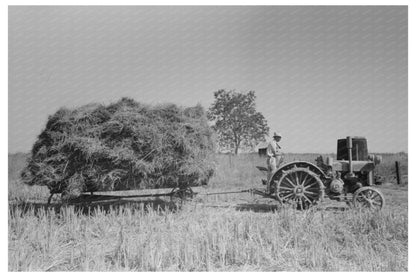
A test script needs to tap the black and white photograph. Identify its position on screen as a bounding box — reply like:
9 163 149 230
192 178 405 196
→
7 3 409 272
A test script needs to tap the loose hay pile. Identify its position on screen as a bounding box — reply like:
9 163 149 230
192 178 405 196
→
21 98 216 198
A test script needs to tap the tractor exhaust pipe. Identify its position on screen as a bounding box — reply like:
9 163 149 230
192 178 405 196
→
347 136 354 176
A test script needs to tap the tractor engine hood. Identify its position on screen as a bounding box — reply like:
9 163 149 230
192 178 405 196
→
331 160 375 172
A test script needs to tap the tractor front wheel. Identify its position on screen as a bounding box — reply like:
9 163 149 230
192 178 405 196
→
352 187 385 210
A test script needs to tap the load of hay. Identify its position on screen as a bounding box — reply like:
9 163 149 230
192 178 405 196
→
21 98 216 198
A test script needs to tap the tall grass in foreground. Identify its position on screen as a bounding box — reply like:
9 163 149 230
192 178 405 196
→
9 204 407 271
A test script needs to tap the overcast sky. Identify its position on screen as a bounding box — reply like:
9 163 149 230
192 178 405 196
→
9 6 407 153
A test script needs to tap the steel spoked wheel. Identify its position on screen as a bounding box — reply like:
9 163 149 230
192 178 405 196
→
170 186 194 204
276 167 324 209
352 187 385 210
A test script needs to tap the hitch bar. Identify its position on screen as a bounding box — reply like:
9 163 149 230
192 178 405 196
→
199 188 278 200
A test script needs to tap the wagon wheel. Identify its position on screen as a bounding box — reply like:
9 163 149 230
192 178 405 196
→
275 167 324 209
352 187 385 210
170 186 194 204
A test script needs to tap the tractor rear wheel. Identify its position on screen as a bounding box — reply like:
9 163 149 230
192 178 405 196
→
275 167 324 209
352 187 384 210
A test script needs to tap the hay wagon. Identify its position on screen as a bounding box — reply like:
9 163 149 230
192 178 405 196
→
49 136 384 211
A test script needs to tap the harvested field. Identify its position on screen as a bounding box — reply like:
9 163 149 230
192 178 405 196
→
8 152 408 271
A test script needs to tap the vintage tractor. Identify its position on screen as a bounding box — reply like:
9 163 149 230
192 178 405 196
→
266 136 385 209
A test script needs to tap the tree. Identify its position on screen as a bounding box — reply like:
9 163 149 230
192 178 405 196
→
208 89 270 154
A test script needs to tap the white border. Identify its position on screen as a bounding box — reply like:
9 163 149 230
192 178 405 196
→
2 1 413 276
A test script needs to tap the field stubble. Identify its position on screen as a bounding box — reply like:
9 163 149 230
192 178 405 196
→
8 152 408 271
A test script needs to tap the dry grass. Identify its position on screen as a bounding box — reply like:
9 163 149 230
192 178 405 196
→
22 98 215 196
9 204 407 271
8 152 408 271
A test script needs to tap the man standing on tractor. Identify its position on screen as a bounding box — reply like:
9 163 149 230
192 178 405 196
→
267 132 283 182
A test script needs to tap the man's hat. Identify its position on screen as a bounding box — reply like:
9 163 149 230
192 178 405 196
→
273 132 282 138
